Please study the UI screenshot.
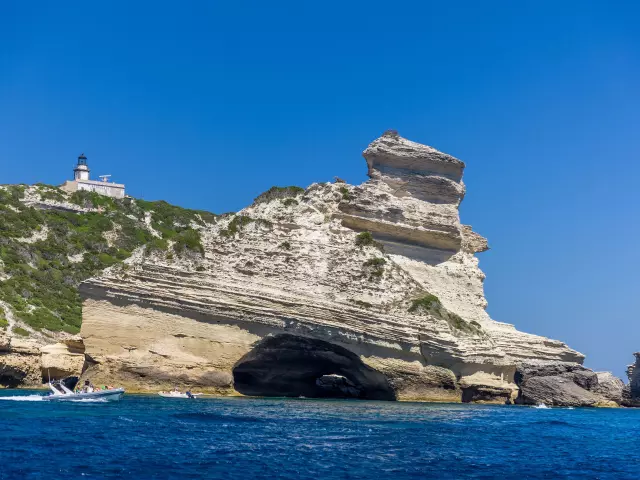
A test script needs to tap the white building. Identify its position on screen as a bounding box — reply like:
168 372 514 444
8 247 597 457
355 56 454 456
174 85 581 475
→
60 153 125 199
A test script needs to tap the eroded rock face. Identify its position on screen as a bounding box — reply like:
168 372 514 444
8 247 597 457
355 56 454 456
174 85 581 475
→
78 132 584 400
461 385 513 404
515 361 620 407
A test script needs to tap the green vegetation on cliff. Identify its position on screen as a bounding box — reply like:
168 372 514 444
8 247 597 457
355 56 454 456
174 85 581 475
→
363 257 386 279
253 186 305 205
220 214 273 238
355 231 384 251
408 293 483 336
0 185 215 334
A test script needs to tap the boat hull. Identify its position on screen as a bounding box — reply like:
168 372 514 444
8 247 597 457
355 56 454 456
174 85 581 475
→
43 388 125 402
158 393 199 399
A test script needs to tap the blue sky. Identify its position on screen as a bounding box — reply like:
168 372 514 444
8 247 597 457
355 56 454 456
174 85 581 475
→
1 1 638 378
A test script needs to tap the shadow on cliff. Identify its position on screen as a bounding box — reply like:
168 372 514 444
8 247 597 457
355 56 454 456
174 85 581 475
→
232 334 396 401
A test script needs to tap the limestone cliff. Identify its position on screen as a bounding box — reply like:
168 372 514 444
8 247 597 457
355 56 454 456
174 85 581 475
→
78 131 583 401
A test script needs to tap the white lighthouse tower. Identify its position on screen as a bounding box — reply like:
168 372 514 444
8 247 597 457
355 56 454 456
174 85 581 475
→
60 152 126 199
74 153 90 181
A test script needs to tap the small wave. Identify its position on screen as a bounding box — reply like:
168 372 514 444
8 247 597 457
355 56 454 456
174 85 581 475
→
0 395 44 402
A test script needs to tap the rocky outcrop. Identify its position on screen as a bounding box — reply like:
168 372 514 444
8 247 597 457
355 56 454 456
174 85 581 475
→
592 372 625 404
515 361 620 407
622 353 640 407
460 372 517 404
78 131 584 400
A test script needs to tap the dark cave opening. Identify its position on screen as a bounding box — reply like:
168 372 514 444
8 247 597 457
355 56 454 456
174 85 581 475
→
0 367 27 388
232 334 396 401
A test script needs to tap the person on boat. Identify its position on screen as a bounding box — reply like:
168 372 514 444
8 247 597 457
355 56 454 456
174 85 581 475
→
82 380 95 393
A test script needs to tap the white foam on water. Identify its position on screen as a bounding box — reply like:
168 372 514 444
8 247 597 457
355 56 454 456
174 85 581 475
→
65 398 108 403
0 395 44 402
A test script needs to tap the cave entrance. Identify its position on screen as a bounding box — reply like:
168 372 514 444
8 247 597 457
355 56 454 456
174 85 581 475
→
232 334 396 401
0 366 27 388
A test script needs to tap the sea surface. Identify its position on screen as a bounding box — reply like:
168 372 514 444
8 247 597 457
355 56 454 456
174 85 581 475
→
0 390 637 479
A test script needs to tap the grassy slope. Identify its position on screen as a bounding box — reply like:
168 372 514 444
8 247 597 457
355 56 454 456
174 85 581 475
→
0 184 216 335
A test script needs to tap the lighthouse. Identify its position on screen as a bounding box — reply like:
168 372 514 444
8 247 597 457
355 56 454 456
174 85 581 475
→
60 152 126 199
74 153 90 181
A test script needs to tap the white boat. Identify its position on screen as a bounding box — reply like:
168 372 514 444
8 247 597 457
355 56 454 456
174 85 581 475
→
42 381 125 402
158 391 200 399
533 403 550 409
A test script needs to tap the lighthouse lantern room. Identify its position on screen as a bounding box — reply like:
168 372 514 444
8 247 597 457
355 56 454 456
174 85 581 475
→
74 153 90 181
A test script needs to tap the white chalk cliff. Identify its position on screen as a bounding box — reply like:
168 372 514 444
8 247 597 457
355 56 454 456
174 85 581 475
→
79 131 583 401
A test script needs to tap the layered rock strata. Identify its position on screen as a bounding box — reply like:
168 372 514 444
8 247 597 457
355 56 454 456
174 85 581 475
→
78 131 584 400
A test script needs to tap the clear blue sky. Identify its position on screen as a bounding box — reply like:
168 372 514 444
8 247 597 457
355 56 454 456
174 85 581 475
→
1 1 638 378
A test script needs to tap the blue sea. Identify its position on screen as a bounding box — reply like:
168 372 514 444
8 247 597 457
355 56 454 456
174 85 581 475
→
0 390 637 479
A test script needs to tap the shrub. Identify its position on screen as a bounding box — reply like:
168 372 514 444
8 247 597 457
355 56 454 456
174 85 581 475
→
220 215 257 237
408 293 482 336
196 210 218 224
254 186 305 205
13 327 29 337
147 238 169 253
0 185 26 207
173 229 204 256
339 186 352 201
363 257 386 267
363 257 386 279
136 199 217 233
39 186 66 202
70 190 116 210
355 231 384 251
408 294 441 313
282 198 298 207
20 307 64 331
355 231 374 247
115 249 131 260
279 241 291 250
195 266 206 272
445 312 483 336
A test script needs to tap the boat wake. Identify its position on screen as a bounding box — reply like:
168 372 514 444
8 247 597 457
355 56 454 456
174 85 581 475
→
0 395 44 402
0 395 108 403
